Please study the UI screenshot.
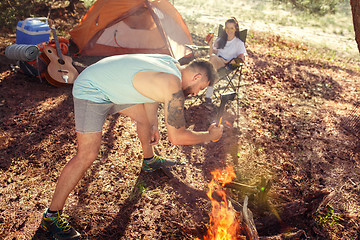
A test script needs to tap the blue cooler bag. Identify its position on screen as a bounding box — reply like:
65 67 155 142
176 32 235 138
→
16 17 50 45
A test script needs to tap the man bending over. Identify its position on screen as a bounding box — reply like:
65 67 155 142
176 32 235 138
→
41 54 223 239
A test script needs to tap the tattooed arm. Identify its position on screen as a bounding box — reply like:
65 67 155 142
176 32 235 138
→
133 71 223 145
166 90 186 130
164 83 223 145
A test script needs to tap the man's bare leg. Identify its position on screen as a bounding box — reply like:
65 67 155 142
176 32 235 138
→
120 104 154 158
49 132 102 211
49 103 156 211
120 104 177 171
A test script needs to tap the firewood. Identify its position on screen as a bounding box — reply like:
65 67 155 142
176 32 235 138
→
243 196 259 240
224 181 258 193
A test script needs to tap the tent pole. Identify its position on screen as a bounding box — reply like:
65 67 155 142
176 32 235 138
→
145 0 175 58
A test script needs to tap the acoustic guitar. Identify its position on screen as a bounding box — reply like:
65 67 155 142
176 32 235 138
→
42 27 78 87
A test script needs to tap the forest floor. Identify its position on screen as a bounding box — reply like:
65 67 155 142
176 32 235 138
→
1 2 360 240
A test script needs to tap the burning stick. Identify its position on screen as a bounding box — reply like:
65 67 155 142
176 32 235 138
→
196 166 241 240
196 166 260 240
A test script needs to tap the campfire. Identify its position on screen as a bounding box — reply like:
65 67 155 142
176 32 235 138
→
196 165 243 240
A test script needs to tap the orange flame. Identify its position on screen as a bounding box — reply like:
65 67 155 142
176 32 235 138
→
196 165 240 240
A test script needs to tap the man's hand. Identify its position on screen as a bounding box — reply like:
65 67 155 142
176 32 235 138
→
150 125 160 145
143 102 160 145
208 123 223 141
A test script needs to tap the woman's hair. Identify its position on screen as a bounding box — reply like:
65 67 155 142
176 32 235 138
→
217 17 240 49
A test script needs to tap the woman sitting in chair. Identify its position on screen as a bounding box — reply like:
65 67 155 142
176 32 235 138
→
208 17 246 70
205 17 247 102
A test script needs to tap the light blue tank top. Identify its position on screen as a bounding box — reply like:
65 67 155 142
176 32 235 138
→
73 54 181 104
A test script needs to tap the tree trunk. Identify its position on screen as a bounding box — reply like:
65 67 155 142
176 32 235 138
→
350 0 360 53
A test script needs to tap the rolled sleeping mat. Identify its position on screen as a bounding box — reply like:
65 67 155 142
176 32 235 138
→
5 44 39 62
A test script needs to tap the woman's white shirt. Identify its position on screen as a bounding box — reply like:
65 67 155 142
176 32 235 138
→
214 37 246 61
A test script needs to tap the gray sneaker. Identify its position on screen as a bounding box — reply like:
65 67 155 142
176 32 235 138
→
41 209 80 240
142 154 178 172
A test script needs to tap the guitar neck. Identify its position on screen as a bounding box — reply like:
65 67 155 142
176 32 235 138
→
51 27 63 60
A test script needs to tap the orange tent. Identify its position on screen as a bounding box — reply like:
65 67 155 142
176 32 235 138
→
69 0 193 60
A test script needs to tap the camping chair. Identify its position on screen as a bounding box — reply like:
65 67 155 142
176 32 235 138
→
185 25 248 104
209 27 247 100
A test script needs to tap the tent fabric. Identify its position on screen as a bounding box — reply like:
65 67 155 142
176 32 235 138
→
97 22 165 49
69 0 193 60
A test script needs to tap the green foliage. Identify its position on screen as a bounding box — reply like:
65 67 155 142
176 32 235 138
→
275 0 346 16
0 0 52 32
314 205 340 227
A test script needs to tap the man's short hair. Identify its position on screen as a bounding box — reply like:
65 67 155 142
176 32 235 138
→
188 58 218 86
